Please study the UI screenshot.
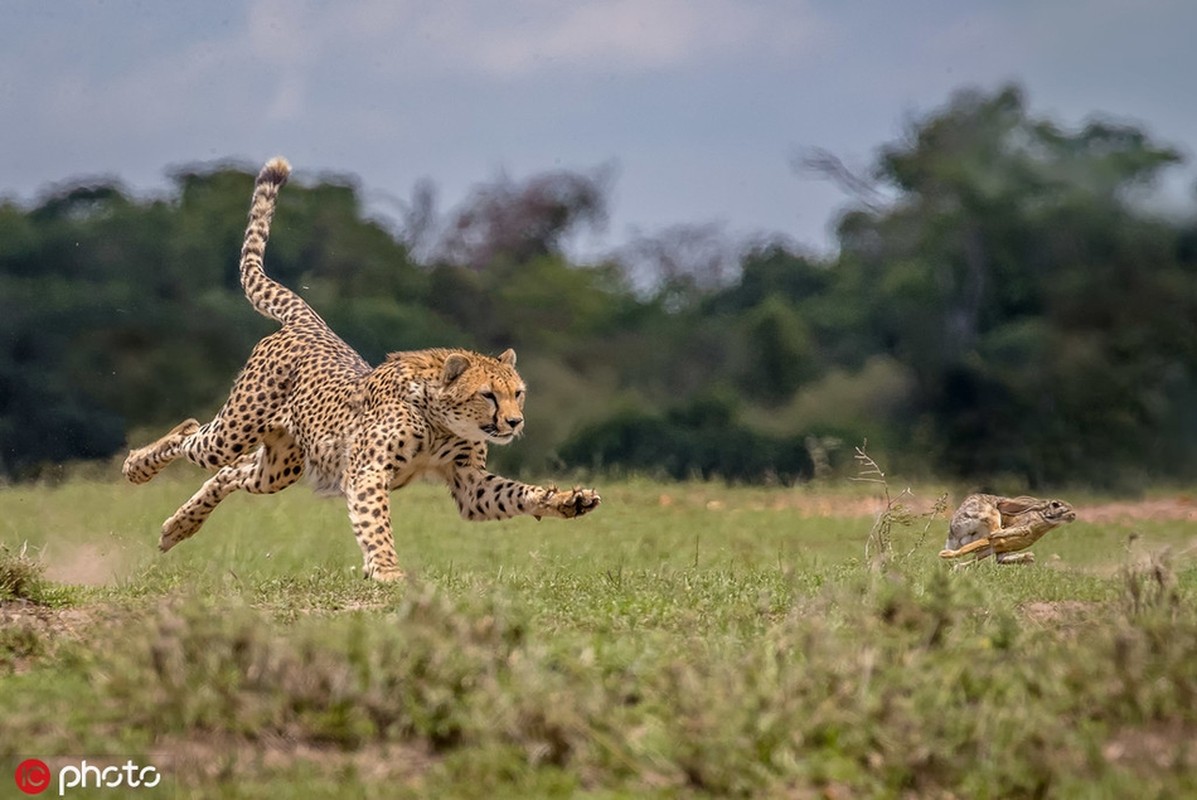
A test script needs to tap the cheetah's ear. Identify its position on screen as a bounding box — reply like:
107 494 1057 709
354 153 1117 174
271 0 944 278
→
442 354 470 385
498 348 517 367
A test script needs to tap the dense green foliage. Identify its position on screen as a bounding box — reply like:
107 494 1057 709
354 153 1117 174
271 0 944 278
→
2 84 1195 487
560 393 815 482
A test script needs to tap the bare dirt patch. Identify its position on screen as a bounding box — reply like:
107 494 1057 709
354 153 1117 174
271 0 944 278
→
1103 723 1197 773
717 491 1197 524
655 489 946 518
0 602 107 673
0 602 109 644
1078 496 1197 525
1019 600 1102 627
43 541 132 586
152 733 436 787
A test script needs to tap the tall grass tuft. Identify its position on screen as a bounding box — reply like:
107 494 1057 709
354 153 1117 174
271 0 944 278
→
0 543 48 603
853 444 948 566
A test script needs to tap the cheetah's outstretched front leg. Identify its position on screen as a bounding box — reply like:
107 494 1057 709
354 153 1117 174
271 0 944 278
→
122 419 200 484
446 465 601 521
159 433 304 551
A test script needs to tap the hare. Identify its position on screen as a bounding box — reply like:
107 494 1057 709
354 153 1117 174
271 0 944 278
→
939 494 1076 565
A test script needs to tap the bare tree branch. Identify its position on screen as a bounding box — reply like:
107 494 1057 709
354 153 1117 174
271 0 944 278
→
794 147 884 211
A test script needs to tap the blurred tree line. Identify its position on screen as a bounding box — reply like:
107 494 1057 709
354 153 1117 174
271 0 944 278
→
2 84 1196 489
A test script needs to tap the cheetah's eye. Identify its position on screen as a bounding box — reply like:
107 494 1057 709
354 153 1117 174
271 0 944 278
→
480 391 497 404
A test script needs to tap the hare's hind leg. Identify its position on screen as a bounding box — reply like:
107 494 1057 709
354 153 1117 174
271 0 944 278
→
955 546 997 569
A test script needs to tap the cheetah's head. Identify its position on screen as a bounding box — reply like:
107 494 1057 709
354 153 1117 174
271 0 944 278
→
438 348 527 445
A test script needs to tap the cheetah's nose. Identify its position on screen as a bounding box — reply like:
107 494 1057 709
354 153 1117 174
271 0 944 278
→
506 417 524 429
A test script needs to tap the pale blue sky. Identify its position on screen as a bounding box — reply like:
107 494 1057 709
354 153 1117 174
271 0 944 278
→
2 1 1194 255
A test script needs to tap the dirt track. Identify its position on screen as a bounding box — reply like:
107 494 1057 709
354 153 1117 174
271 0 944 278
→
1075 497 1197 524
756 492 1197 524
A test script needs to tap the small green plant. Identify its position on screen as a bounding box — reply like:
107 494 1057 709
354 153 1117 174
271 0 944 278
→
852 443 948 564
0 543 48 603
0 543 77 606
1120 546 1181 617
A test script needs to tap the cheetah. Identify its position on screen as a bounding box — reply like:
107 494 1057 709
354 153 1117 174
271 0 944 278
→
122 157 600 581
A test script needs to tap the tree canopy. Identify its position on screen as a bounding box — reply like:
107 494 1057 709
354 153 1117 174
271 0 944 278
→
3 84 1195 489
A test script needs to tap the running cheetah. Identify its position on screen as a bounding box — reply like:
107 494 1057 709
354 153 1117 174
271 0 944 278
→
123 157 600 580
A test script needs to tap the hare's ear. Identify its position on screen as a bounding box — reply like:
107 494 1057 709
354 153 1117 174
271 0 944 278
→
996 496 1039 515
442 354 470 385
498 348 517 367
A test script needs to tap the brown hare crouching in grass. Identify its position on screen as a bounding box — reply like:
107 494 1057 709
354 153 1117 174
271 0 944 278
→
939 494 1076 565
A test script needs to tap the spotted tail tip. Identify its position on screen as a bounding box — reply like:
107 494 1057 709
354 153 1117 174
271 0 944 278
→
257 156 292 187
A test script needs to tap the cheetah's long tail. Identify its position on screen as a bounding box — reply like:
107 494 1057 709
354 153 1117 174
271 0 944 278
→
239 157 311 325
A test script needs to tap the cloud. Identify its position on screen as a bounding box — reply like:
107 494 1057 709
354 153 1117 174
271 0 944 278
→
244 0 819 80
460 0 818 76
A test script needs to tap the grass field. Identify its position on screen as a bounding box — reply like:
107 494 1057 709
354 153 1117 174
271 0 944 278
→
2 469 1197 798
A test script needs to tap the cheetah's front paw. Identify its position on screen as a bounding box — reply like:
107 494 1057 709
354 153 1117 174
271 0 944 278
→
536 486 601 519
365 564 407 582
159 511 202 552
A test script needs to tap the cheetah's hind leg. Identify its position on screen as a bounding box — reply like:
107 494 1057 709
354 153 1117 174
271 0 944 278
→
159 433 304 552
122 419 200 484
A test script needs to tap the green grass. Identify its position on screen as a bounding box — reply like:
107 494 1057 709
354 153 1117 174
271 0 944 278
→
2 471 1197 797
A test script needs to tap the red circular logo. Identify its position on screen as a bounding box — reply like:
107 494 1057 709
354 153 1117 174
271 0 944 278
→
14 759 51 795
